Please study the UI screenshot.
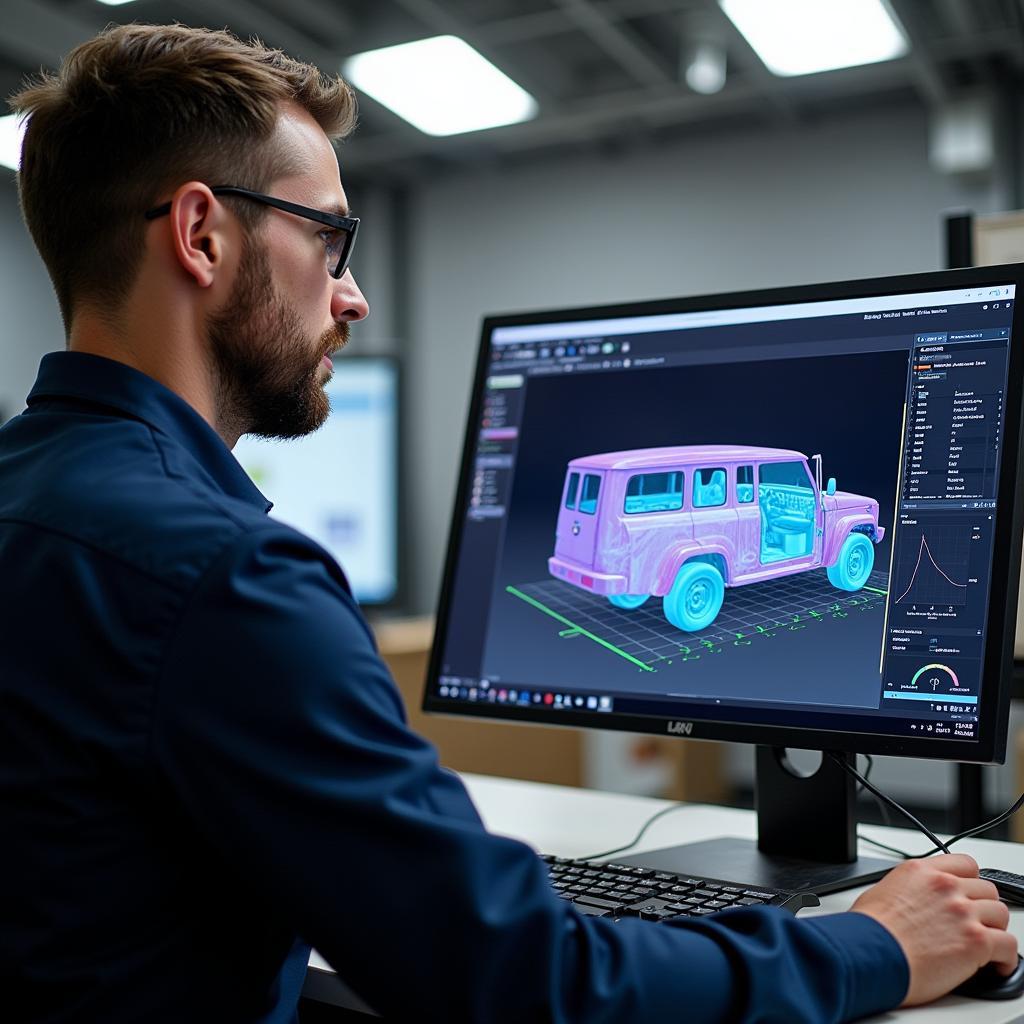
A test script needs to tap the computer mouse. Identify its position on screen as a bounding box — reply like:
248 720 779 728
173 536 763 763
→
952 955 1024 1001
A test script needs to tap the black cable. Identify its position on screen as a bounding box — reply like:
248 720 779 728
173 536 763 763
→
859 833 917 859
829 754 951 853
578 757 1024 868
857 753 892 828
946 789 1024 846
577 802 686 862
854 773 1024 861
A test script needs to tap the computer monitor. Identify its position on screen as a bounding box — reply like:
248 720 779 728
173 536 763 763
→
233 355 400 606
425 265 1024 894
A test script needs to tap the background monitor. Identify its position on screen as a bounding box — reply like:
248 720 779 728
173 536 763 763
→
233 355 399 606
425 266 1024 891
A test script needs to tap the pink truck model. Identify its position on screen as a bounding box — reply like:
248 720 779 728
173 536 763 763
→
548 445 885 632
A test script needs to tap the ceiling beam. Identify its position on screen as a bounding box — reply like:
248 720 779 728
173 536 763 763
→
263 0 354 42
1002 0 1024 71
176 0 337 68
887 0 948 105
552 0 675 88
937 0 976 35
0 0 101 69
339 54 928 173
174 0 425 146
478 0 693 46
342 79 762 170
474 8 575 46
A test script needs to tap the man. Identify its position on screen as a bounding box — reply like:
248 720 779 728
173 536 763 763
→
0 22 1016 1024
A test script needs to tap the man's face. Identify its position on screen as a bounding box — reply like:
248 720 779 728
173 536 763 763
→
208 103 368 440
206 230 345 439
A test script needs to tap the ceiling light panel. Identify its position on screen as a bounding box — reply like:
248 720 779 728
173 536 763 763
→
0 115 26 172
344 35 538 137
719 0 908 77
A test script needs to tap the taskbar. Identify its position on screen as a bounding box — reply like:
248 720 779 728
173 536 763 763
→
433 676 979 742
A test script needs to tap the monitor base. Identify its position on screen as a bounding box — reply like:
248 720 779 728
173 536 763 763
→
616 837 896 896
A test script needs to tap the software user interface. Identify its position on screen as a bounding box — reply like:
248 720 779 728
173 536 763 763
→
435 283 1017 743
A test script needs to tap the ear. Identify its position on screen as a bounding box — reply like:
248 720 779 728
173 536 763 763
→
165 182 234 289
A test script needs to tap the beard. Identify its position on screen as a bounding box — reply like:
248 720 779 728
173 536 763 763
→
206 234 348 441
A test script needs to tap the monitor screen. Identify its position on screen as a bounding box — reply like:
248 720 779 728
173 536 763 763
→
233 356 399 605
426 268 1024 762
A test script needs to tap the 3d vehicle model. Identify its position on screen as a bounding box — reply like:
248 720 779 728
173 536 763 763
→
548 445 885 632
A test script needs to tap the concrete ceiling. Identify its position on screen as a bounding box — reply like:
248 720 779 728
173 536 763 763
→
2 0 1023 182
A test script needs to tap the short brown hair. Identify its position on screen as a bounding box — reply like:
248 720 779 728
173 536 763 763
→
9 23 358 331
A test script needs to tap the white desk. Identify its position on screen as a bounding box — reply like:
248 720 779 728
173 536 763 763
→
302 773 1024 1022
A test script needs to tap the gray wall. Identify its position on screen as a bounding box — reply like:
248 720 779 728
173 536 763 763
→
401 100 1012 808
404 101 1007 618
0 175 62 420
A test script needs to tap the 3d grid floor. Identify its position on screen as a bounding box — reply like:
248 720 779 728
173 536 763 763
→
507 569 890 674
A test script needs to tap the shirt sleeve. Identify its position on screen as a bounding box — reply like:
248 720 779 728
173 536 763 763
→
151 526 909 1023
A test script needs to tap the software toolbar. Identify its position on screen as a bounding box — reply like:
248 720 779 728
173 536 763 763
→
879 328 1013 739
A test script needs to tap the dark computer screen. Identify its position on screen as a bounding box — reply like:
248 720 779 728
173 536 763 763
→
426 267 1024 763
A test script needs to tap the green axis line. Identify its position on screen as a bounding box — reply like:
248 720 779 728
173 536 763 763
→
506 586 654 672
863 586 889 595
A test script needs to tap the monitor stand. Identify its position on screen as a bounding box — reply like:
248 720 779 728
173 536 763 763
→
615 746 897 896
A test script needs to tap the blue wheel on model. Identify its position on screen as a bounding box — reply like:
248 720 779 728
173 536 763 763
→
663 562 724 632
609 593 650 610
827 533 874 591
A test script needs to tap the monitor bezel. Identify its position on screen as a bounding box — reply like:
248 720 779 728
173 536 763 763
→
424 264 1024 764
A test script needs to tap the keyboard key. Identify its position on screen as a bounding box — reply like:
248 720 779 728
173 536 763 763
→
575 895 626 913
624 899 673 919
703 900 728 909
743 890 777 900
736 897 766 906
691 889 718 899
574 904 610 917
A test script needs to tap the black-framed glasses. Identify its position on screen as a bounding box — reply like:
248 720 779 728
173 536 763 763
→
144 185 360 280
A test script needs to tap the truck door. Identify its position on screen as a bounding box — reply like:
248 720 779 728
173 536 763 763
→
757 459 821 568
555 470 603 568
732 464 761 577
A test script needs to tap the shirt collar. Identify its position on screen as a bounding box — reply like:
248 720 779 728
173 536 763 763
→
27 351 272 513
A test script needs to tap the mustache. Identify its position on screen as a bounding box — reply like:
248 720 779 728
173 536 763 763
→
322 320 350 358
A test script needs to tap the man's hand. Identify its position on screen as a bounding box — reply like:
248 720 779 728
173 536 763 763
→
852 854 1018 1006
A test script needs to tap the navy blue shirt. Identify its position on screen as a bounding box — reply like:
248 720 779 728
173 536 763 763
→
0 351 909 1022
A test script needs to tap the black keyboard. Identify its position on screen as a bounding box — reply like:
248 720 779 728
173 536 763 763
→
979 867 1024 906
542 854 820 921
